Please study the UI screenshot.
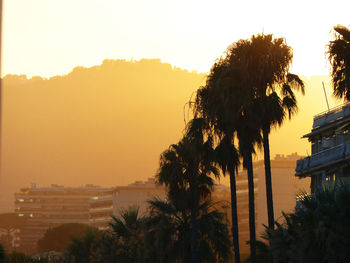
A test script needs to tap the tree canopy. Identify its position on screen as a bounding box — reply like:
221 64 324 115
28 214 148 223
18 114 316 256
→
37 223 93 253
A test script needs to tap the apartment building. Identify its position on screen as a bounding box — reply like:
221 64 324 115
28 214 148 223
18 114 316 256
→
15 179 166 252
296 103 350 192
89 178 166 228
14 184 112 252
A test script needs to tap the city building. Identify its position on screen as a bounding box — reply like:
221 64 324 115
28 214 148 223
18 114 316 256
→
295 103 350 192
14 178 166 252
215 153 310 254
14 184 112 252
89 178 166 228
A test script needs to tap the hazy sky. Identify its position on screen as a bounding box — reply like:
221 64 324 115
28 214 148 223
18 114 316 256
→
4 0 350 78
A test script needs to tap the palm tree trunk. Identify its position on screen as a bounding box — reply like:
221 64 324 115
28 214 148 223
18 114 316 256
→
262 127 274 230
190 206 198 263
229 167 241 263
246 152 256 263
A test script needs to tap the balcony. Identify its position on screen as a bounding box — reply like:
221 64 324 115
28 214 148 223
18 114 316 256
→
296 141 350 177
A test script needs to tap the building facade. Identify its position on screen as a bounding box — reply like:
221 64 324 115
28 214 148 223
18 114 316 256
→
89 178 166 228
215 153 310 254
14 184 113 252
15 179 166 252
295 103 350 192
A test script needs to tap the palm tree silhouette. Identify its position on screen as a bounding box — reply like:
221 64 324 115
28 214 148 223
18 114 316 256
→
194 52 263 262
194 59 242 263
233 34 304 232
156 118 219 263
109 207 146 262
328 25 350 100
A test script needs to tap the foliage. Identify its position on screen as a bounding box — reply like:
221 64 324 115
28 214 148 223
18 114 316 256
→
108 207 146 263
156 118 219 204
328 25 350 100
259 185 350 263
156 117 220 263
193 34 304 263
64 228 101 263
145 198 231 263
90 231 124 263
37 223 92 253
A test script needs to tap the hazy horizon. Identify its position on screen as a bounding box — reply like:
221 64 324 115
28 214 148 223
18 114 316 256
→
0 58 339 212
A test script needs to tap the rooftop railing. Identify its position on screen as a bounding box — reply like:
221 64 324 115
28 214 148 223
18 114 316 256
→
313 102 350 128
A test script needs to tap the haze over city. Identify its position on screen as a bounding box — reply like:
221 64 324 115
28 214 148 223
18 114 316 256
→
1 0 348 212
2 0 350 262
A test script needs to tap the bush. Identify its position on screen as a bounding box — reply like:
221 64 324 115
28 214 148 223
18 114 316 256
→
259 185 350 263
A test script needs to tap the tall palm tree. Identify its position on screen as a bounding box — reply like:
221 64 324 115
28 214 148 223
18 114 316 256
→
214 133 241 263
236 100 263 263
232 34 304 231
194 52 264 262
195 40 273 262
328 25 350 100
194 57 243 263
156 118 219 263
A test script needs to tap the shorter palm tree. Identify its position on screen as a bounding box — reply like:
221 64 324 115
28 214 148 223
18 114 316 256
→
146 198 231 263
156 117 219 263
109 207 146 262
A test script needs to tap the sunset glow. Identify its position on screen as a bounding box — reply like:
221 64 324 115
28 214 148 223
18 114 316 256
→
4 0 350 77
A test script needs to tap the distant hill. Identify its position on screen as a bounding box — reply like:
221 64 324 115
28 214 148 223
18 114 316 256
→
0 59 204 212
0 59 337 211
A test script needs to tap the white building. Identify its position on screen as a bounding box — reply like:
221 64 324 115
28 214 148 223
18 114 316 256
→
296 103 350 192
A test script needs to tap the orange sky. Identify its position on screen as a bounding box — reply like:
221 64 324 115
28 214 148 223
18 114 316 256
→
3 0 350 77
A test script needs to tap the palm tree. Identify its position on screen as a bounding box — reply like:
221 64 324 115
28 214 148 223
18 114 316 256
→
146 198 231 263
109 207 146 262
236 101 263 263
214 133 241 263
156 118 219 263
194 58 243 263
328 25 350 100
232 34 304 231
194 44 265 263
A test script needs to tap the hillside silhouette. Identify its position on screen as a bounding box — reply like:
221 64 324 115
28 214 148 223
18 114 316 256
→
0 59 336 211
